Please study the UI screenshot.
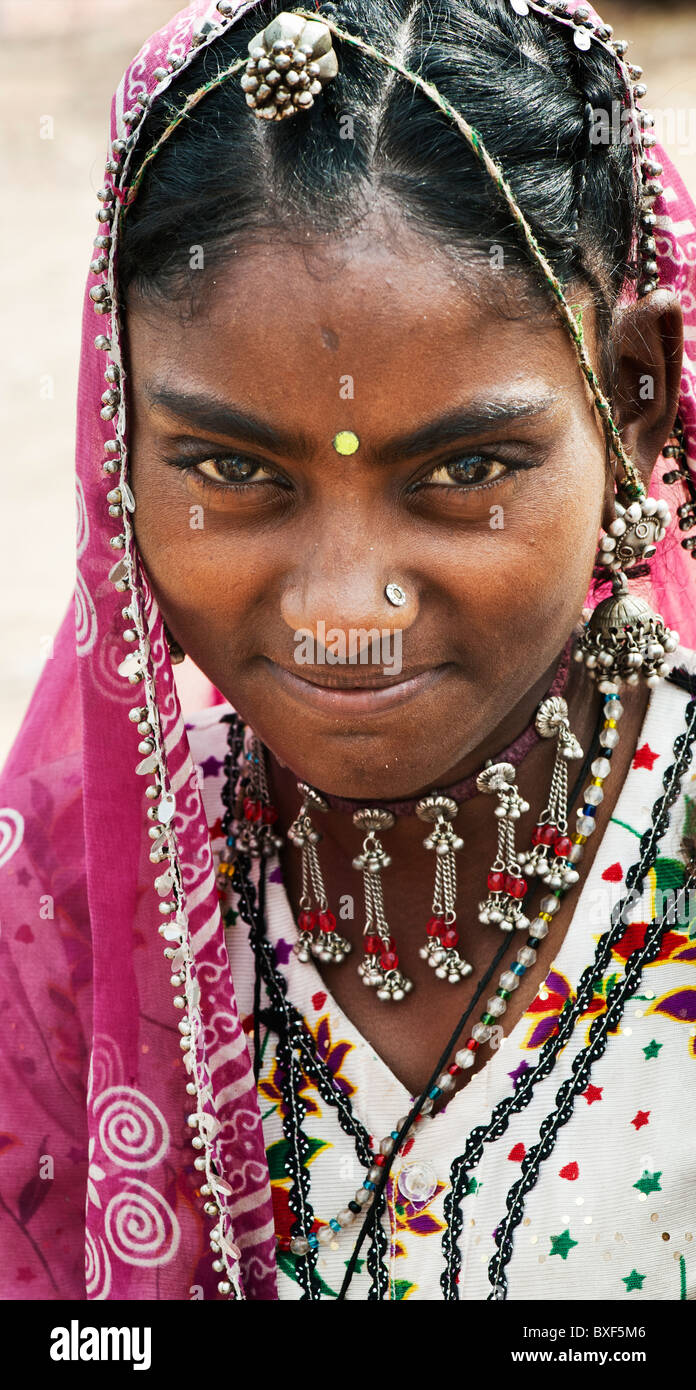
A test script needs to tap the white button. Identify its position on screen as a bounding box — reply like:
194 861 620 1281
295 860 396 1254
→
397 1161 438 1204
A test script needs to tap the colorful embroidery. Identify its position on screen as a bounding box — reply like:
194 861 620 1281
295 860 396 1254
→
522 968 608 1051
259 1057 320 1120
390 1176 446 1260
549 1229 578 1259
305 1014 356 1099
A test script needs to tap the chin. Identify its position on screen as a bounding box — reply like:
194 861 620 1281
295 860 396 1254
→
266 733 461 803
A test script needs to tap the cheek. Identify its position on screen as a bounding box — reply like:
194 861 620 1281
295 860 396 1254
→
129 453 286 679
429 458 603 639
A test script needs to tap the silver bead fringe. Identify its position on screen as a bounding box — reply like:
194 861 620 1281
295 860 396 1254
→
416 795 473 984
354 808 413 1002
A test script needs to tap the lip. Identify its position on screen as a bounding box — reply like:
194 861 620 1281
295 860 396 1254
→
264 658 452 715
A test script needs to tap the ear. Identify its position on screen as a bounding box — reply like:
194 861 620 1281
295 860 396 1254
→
609 288 684 497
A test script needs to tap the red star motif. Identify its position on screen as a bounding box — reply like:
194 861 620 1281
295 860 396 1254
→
508 1143 526 1162
631 1110 650 1130
632 743 659 771
583 1084 603 1105
210 817 224 840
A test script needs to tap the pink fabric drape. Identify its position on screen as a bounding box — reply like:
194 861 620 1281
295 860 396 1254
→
0 0 694 1301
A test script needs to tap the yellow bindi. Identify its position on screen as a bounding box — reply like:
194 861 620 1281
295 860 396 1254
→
332 430 360 456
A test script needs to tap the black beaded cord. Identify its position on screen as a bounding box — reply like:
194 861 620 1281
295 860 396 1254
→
221 716 391 1294
222 684 605 1300
237 849 394 1296
488 865 696 1300
220 721 320 1299
441 673 696 1300
234 856 378 1166
340 932 512 1300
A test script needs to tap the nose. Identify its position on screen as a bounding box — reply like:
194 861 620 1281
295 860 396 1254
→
280 552 419 643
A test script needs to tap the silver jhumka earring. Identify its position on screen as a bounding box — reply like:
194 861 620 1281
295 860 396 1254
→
576 489 679 691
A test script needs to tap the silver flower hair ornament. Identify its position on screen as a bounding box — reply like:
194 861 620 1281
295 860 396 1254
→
239 10 339 120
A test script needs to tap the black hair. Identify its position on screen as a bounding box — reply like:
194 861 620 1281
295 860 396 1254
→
118 0 638 339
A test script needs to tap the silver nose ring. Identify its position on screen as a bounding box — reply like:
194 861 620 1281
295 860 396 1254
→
385 583 407 608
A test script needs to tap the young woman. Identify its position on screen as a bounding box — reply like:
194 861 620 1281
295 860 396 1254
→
1 0 696 1302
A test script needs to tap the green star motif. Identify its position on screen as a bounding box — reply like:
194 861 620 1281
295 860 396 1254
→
643 1039 662 1060
622 1269 646 1292
549 1229 578 1260
465 1176 482 1196
633 1170 662 1195
345 1257 365 1275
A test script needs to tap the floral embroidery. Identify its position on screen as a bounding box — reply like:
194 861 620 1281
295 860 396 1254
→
648 990 696 1058
306 1014 356 1098
390 1175 446 1259
522 968 606 1051
259 1057 320 1120
611 922 696 967
268 1143 340 1298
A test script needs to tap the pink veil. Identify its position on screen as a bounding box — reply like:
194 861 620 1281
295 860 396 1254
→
0 0 695 1301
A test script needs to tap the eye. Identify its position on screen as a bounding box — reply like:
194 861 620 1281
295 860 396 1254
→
196 455 279 487
422 455 509 488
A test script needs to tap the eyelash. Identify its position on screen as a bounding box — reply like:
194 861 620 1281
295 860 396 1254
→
163 450 533 497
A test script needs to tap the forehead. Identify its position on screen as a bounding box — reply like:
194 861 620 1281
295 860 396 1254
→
125 216 593 422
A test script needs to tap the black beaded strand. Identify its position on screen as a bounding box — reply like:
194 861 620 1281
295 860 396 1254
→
488 863 696 1299
222 717 391 1290
338 932 512 1300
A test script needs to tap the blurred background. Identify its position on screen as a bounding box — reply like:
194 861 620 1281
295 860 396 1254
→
2 0 696 762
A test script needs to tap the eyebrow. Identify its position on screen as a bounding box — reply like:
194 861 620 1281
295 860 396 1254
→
372 391 561 464
144 382 314 458
143 382 561 463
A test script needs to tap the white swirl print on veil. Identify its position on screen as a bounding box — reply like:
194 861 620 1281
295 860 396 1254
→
75 568 98 658
87 1036 125 1104
76 471 98 659
94 1086 170 1170
76 477 89 558
85 1230 112 1300
0 808 24 869
105 1179 181 1268
89 621 138 703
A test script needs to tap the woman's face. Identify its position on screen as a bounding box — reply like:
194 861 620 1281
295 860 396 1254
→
127 218 614 800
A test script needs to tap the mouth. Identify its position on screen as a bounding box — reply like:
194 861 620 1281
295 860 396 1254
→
263 658 452 715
